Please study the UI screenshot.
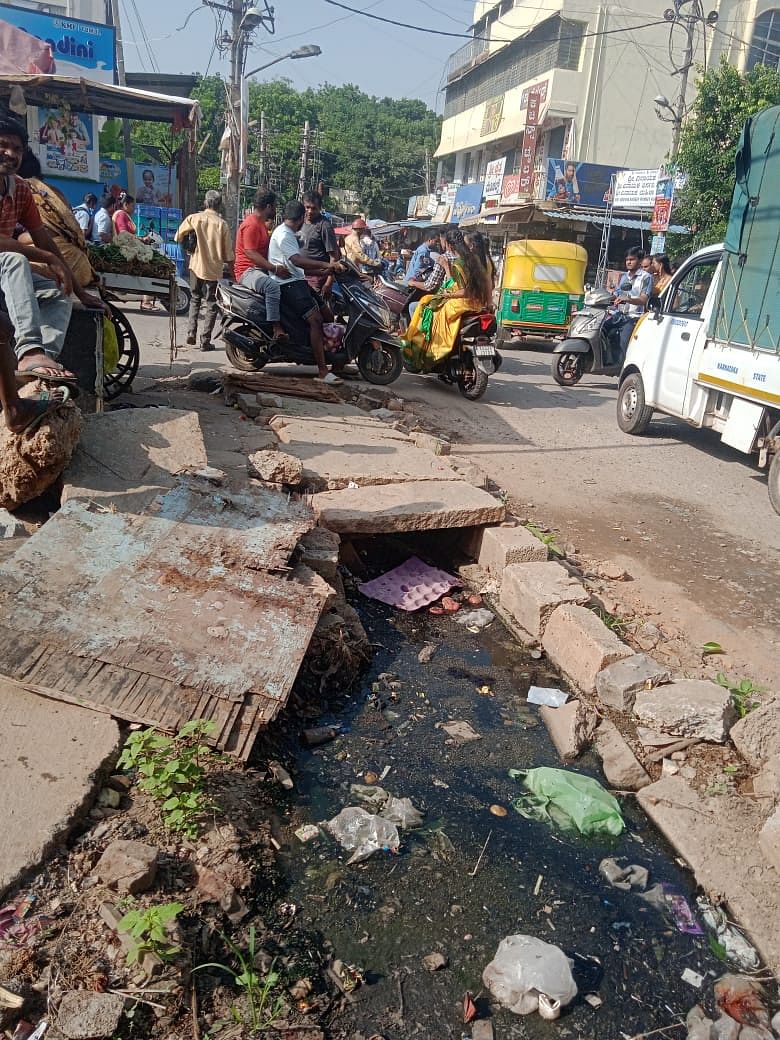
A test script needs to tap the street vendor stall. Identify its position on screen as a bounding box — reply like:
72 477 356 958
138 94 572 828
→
0 75 200 402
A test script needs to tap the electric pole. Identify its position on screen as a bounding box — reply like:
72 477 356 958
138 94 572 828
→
424 145 432 194
671 15 694 158
258 110 267 187
227 0 244 233
297 120 310 200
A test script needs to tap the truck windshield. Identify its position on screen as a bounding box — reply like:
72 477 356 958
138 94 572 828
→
667 258 720 318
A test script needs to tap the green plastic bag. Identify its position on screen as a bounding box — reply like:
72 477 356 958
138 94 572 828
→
509 766 625 837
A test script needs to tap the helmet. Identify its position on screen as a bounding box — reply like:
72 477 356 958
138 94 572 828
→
351 218 368 230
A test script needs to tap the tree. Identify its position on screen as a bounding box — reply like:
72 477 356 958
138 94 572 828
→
671 58 780 251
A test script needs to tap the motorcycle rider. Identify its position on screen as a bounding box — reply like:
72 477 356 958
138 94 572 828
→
298 190 340 300
234 189 288 344
268 200 344 386
612 247 652 363
403 230 439 285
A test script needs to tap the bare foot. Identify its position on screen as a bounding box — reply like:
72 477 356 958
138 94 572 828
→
16 352 76 381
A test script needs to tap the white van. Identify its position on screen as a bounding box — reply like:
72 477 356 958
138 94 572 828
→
616 243 780 514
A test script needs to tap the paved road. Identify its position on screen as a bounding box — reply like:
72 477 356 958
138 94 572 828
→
392 342 780 684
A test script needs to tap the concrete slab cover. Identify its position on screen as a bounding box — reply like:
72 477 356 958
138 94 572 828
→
638 776 780 974
313 480 505 535
0 678 120 899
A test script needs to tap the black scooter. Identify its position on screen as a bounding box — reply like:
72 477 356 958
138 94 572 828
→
404 311 501 401
550 288 627 386
216 261 404 385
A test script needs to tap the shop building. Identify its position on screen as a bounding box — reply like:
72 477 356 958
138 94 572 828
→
7 0 107 22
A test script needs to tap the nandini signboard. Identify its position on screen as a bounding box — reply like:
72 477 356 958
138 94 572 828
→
451 182 484 225
0 2 116 82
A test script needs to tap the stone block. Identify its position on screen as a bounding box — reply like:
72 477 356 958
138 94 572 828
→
94 840 158 895
247 449 304 486
476 525 548 575
542 604 633 694
0 507 25 539
634 680 736 744
298 527 340 583
57 991 126 1039
236 393 262 418
499 562 589 639
760 806 780 874
595 653 672 712
312 480 505 535
731 700 780 768
753 755 780 803
539 700 598 761
411 431 451 455
595 720 650 790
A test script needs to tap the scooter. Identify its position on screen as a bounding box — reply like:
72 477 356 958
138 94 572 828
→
216 261 404 385
550 288 627 386
404 311 501 401
372 275 422 333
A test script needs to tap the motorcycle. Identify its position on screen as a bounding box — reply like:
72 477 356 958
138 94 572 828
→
404 311 501 401
550 287 628 386
216 261 404 385
372 275 422 333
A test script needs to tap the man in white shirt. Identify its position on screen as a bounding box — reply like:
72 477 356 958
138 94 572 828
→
72 192 97 239
269 199 343 385
613 247 653 360
91 194 116 244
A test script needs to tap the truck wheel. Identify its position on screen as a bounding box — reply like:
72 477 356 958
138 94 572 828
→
617 372 653 434
768 453 780 516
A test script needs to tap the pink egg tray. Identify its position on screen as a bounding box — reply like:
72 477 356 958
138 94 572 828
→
358 556 462 612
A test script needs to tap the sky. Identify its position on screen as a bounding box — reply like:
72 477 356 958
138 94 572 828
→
121 0 478 112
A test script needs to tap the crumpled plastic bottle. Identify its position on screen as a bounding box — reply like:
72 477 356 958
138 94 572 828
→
482 934 578 1016
324 806 400 864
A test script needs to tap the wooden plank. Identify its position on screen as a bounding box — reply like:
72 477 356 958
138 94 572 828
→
221 370 342 403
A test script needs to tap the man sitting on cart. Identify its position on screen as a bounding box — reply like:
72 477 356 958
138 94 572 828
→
0 116 78 385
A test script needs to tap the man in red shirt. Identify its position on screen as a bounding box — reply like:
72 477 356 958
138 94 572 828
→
0 116 77 383
234 189 289 342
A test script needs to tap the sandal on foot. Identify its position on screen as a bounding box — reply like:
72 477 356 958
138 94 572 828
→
313 372 343 386
19 386 71 437
16 367 80 395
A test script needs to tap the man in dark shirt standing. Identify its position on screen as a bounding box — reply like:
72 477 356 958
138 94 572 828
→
297 191 339 300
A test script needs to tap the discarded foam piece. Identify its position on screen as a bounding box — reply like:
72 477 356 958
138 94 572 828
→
499 562 589 639
542 604 633 695
359 556 461 612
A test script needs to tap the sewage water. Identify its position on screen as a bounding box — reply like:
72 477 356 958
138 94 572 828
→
274 570 728 1039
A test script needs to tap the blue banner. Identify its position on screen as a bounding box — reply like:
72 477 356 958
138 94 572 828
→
545 160 625 209
451 182 484 224
0 2 116 82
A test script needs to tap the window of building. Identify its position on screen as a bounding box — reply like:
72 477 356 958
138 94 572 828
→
443 15 586 119
748 9 780 70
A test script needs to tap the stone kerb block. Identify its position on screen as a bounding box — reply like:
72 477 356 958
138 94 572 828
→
478 525 549 576
595 720 651 790
633 680 735 744
760 805 780 874
542 604 634 695
730 699 780 768
596 653 672 712
539 700 598 761
499 562 589 640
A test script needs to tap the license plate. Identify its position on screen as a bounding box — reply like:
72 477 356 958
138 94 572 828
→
472 344 495 357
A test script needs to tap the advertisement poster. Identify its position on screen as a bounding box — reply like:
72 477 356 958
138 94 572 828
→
483 157 507 198
614 168 659 209
520 80 549 110
650 171 674 233
134 163 177 207
0 2 116 81
545 159 625 208
501 173 521 204
451 182 484 224
481 96 504 137
36 106 98 180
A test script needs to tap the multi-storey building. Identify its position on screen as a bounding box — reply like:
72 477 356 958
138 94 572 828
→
7 0 107 22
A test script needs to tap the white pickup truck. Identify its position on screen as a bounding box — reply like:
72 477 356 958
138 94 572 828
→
615 105 780 515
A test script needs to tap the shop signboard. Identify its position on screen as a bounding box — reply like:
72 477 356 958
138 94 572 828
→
545 159 625 208
426 193 439 217
501 173 522 204
0 2 116 81
451 182 484 224
614 168 659 209
518 85 543 197
650 170 674 233
481 96 504 137
134 162 178 207
407 196 418 218
483 157 506 198
520 80 548 110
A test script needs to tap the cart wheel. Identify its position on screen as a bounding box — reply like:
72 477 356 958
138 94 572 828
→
103 303 140 400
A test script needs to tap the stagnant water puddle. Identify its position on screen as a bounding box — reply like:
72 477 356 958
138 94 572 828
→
272 543 727 1039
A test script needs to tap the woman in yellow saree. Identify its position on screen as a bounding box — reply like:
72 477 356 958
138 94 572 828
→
403 227 493 373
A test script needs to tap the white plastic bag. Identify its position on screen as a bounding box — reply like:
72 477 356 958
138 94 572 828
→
324 806 399 864
483 934 578 1016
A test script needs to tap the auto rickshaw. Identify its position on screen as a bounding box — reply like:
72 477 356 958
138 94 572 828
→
495 240 588 346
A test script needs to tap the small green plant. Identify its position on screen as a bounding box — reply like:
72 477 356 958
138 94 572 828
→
118 719 216 836
525 523 564 559
194 927 286 1031
591 605 631 635
701 640 725 658
715 673 764 719
118 901 183 965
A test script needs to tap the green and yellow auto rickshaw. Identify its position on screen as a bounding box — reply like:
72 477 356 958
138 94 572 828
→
496 240 588 346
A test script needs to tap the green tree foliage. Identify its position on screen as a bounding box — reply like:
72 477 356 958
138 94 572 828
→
671 58 780 251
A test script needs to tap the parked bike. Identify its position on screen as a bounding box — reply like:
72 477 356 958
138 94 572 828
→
216 261 404 385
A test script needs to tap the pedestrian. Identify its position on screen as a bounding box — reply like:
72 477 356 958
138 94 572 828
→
174 190 234 351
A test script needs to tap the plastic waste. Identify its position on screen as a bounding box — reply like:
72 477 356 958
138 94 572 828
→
482 934 578 1016
686 1005 715 1040
697 898 760 972
382 796 424 829
527 686 569 708
324 807 399 864
599 857 649 891
509 767 625 836
453 607 494 629
349 783 390 812
714 975 773 1032
642 884 703 935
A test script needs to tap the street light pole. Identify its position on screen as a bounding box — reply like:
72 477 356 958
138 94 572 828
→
227 0 245 234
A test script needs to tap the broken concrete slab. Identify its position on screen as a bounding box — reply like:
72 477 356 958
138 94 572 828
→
297 527 340 584
63 407 208 512
539 700 598 761
312 480 505 535
0 678 120 899
411 431 451 455
542 604 634 694
0 390 82 509
57 991 126 1039
637 776 780 974
595 720 650 790
0 507 25 539
753 755 780 803
595 653 672 712
235 393 262 419
94 840 158 895
633 679 735 744
499 562 589 639
269 414 457 490
469 524 548 575
760 806 780 874
730 699 780 768
247 449 304 486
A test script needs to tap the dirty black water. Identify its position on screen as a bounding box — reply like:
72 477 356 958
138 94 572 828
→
274 544 727 1040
